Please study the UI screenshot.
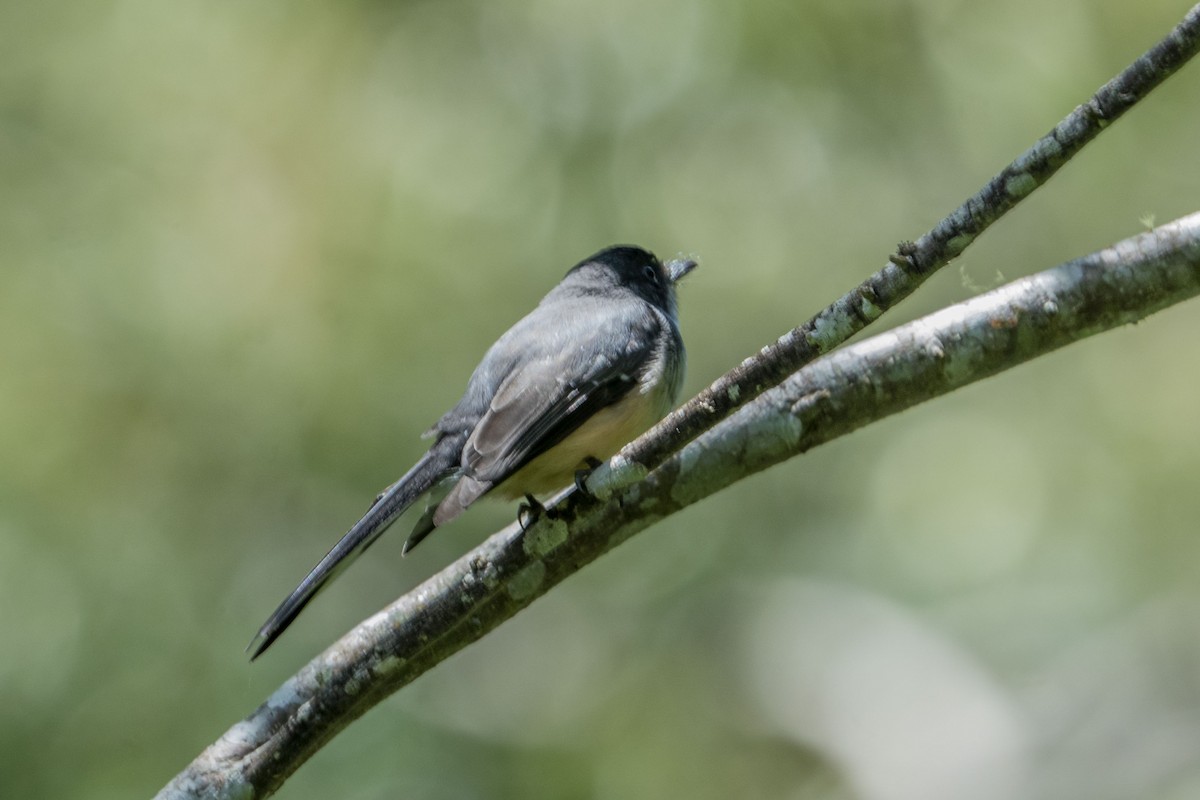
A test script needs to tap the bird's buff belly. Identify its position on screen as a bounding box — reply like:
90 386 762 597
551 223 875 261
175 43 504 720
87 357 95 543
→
493 386 669 500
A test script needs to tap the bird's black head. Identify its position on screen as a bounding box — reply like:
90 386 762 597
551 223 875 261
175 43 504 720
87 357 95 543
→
564 245 696 314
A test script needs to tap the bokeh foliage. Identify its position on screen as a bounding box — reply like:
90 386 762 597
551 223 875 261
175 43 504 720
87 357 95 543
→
3 1 1200 798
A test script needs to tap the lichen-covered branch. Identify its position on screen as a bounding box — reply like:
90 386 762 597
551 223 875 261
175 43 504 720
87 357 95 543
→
658 213 1200 507
157 212 1200 799
585 2 1200 499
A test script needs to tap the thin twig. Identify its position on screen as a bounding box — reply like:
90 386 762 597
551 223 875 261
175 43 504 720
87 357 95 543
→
658 212 1200 504
585 2 1200 498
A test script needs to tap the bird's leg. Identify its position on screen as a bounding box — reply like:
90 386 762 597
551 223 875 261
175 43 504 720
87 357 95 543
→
520 456 605 529
518 493 546 530
574 456 604 496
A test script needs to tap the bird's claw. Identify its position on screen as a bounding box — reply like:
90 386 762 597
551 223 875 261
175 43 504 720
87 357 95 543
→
574 456 603 496
518 493 546 530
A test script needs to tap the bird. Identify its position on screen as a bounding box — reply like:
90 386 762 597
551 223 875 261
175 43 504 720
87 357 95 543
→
249 245 696 658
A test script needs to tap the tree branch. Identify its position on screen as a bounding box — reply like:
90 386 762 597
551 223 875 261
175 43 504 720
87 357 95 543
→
155 6 1200 798
158 211 1200 799
660 212 1200 503
585 2 1200 499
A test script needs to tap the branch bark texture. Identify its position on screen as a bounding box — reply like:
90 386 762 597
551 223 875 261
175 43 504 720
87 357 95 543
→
158 212 1200 799
660 213 1200 506
586 2 1200 499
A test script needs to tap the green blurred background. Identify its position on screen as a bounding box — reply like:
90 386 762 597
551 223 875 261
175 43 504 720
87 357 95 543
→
4 1 1200 798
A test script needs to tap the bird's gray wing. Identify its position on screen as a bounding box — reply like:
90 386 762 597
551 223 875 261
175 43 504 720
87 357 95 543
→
422 305 662 531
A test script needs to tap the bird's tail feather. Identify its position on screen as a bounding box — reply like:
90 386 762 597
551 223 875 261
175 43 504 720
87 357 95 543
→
248 448 448 659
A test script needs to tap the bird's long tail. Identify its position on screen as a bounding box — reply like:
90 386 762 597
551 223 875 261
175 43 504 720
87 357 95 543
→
248 446 451 659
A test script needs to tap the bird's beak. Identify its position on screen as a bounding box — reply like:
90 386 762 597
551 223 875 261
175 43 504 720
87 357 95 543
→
666 257 698 284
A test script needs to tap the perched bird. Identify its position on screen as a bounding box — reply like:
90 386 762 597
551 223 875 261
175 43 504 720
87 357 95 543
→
250 245 696 658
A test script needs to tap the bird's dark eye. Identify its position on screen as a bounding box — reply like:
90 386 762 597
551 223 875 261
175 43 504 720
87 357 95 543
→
642 264 658 283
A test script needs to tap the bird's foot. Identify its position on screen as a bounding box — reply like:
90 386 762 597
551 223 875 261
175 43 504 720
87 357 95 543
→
518 493 546 530
574 456 604 496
